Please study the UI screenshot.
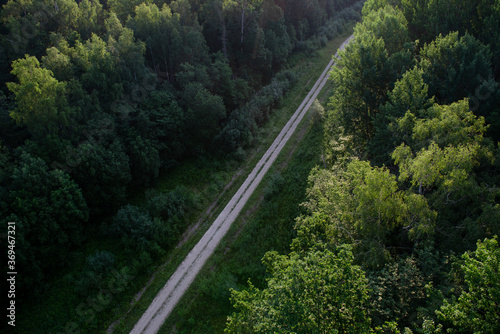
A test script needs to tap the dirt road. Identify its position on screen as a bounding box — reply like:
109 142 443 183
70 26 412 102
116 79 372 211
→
129 34 354 334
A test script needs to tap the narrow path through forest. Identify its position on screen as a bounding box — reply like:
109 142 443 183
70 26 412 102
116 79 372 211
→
129 34 354 334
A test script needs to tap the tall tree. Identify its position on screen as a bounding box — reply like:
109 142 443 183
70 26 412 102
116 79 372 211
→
226 246 372 333
127 2 208 81
368 67 434 164
7 150 88 289
224 0 262 54
294 161 436 268
418 32 493 105
7 55 71 138
437 237 500 333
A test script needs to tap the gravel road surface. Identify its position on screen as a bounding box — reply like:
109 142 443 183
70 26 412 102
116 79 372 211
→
129 34 354 334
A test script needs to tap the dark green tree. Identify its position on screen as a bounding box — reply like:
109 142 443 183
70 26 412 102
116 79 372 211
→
136 89 185 165
182 82 226 151
418 32 493 105
70 114 131 215
326 7 412 152
127 135 161 187
8 150 88 288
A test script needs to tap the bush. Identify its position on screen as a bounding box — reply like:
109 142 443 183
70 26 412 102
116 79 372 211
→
264 172 285 200
110 204 155 242
217 70 297 152
75 250 116 296
217 108 257 152
86 250 115 275
75 270 101 296
109 205 172 254
275 70 299 85
146 186 193 222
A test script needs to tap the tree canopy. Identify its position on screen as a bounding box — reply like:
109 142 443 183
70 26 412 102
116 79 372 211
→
229 1 500 332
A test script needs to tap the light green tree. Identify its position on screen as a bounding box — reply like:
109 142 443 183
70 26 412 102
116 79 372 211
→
7 55 70 137
437 237 500 334
326 5 412 152
294 160 436 268
226 246 372 333
356 4 410 55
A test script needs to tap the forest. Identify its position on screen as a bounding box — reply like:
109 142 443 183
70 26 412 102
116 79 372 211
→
0 0 365 332
225 0 500 333
1 0 500 333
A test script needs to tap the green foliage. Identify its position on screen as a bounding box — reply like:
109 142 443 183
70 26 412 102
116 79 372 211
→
0 0 369 331
137 89 185 164
264 18 293 66
356 4 410 55
390 99 495 231
217 69 297 152
369 256 426 327
418 32 493 104
68 116 131 214
369 67 434 163
263 172 285 200
107 26 147 85
394 142 480 201
75 34 124 104
110 204 155 244
127 135 161 186
7 55 71 137
362 0 401 17
226 246 371 333
296 2 500 333
75 250 116 296
146 186 193 223
412 101 488 149
85 250 116 274
183 82 226 151
42 47 74 81
127 2 208 80
326 8 412 152
7 150 88 290
437 237 500 334
294 160 436 268
109 204 170 256
176 52 251 110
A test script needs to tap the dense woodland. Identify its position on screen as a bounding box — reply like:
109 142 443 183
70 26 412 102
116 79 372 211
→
226 0 500 333
0 0 364 330
2 0 500 333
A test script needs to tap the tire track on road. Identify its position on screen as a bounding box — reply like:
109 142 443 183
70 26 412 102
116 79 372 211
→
129 34 353 334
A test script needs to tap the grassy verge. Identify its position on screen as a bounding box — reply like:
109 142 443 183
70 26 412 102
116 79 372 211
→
16 28 352 334
151 32 354 333
159 91 326 334
111 33 349 333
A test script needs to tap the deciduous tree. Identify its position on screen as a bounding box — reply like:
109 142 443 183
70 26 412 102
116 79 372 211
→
226 246 372 333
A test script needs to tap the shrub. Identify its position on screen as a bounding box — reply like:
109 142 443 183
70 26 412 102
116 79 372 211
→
75 250 116 296
110 204 155 242
217 70 297 152
264 172 285 200
146 186 193 222
86 250 115 275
